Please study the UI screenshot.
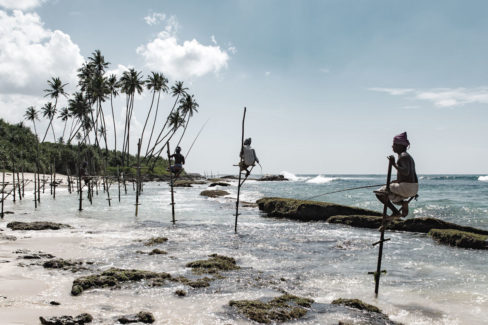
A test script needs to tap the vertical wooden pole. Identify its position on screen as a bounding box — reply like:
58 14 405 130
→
1 162 5 218
135 138 141 217
12 157 16 203
21 151 25 197
167 144 175 224
117 166 121 202
53 158 56 199
374 160 393 297
34 168 37 208
17 170 22 201
78 144 82 211
235 107 246 233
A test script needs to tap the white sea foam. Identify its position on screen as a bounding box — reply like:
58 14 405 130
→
478 176 488 182
306 175 336 184
280 171 307 181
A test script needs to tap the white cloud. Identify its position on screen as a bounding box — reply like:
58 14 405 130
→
369 87 414 96
370 86 488 108
106 64 131 78
227 46 237 55
144 12 166 25
0 10 84 95
211 35 217 45
136 17 230 80
0 0 45 10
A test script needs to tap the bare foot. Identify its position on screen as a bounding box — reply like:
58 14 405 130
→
401 201 409 217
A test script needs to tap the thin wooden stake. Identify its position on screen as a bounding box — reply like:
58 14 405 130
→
78 145 82 211
135 138 141 217
235 107 246 233
53 159 56 199
167 143 175 224
12 158 16 203
372 159 393 297
1 162 5 218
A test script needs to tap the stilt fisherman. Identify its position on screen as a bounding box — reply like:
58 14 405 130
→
375 132 418 218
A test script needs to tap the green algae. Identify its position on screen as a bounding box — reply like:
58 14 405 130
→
7 221 71 231
429 228 488 249
42 258 87 272
148 249 167 255
186 254 239 274
199 190 230 198
229 294 314 324
331 298 381 313
71 268 171 296
143 237 168 246
173 275 212 288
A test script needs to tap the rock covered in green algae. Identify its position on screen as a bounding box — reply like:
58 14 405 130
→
200 190 230 198
117 311 155 324
327 215 383 228
172 275 213 288
143 237 168 246
7 221 71 231
186 254 240 274
208 182 231 187
175 289 187 296
43 258 88 272
229 294 314 324
148 248 167 255
71 268 171 296
429 228 488 249
257 197 381 221
39 313 92 325
258 175 288 181
331 298 381 313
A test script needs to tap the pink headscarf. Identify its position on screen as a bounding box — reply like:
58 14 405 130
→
393 132 410 147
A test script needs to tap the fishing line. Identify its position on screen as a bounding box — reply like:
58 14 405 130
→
185 119 209 160
305 183 385 200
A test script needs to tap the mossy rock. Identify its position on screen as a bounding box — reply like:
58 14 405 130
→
186 254 239 274
428 228 488 249
175 289 187 297
200 190 230 198
39 313 93 325
71 268 171 296
148 248 167 255
257 197 381 221
117 311 155 324
328 215 383 228
144 237 168 246
173 275 213 288
389 217 488 235
229 294 314 324
174 180 207 187
258 175 288 181
332 298 381 313
43 258 87 272
7 221 71 231
208 182 231 187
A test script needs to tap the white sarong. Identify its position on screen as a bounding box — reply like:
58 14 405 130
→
376 182 418 204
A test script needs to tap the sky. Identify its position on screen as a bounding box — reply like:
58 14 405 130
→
0 0 487 175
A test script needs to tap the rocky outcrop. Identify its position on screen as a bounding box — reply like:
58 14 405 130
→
209 182 231 187
186 254 239 275
332 298 401 325
258 175 288 181
39 313 92 325
257 197 381 221
173 180 207 187
428 229 488 249
200 190 230 198
7 221 71 230
229 294 314 324
328 215 488 236
117 311 155 324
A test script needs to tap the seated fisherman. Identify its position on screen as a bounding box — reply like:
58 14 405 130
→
375 132 418 218
239 138 259 177
169 146 185 175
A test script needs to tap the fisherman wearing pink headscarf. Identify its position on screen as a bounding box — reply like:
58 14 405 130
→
375 132 418 218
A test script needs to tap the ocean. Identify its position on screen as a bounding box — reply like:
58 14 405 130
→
1 173 487 324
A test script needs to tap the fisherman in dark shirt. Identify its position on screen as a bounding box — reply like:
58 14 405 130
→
169 146 185 175
375 132 418 218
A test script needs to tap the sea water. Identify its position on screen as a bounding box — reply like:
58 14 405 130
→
1 173 487 324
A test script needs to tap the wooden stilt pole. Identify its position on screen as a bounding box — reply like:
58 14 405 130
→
369 159 393 297
53 158 56 199
1 162 5 218
117 166 121 202
12 157 16 203
167 144 175 224
21 151 25 197
17 170 22 201
78 144 82 211
235 107 246 233
135 138 141 217
34 168 37 208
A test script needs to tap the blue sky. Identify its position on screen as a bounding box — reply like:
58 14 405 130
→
0 0 487 174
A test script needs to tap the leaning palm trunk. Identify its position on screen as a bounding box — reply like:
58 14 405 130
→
140 90 156 147
145 90 162 156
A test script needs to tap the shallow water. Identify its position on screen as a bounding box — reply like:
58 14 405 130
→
1 174 487 324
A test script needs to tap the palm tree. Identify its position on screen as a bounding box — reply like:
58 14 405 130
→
119 68 144 165
41 102 57 141
88 49 109 75
90 74 110 152
107 74 119 154
42 77 68 142
58 107 70 143
67 92 92 144
176 94 199 147
142 72 168 151
145 81 187 159
24 106 39 139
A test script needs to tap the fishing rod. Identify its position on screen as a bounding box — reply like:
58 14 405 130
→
184 119 209 161
305 183 385 200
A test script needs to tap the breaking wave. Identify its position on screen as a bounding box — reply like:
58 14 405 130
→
478 176 488 182
280 171 308 182
306 175 337 184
